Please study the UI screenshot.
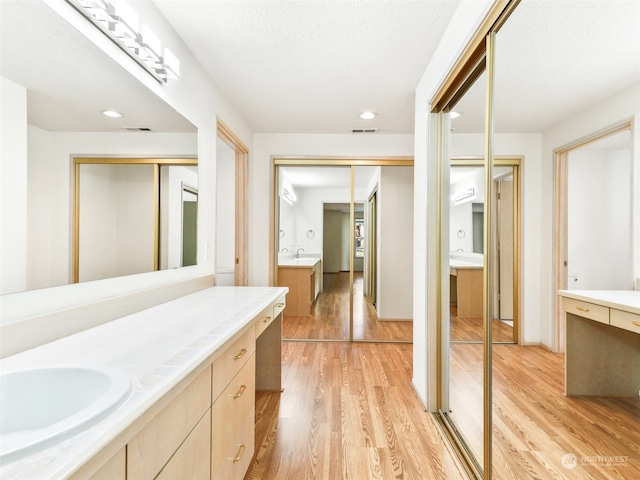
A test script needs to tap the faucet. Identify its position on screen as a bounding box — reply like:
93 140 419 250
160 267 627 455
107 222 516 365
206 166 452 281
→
296 248 305 259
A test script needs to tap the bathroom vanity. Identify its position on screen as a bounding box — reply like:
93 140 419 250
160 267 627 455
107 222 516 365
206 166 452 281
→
449 259 483 318
559 290 640 396
0 286 287 480
277 257 321 316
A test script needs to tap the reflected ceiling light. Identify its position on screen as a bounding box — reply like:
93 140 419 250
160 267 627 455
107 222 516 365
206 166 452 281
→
67 0 180 83
450 111 461 119
101 109 122 118
359 111 378 120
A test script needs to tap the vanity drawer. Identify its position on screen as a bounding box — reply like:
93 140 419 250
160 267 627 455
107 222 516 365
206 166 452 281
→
212 327 255 403
211 356 255 480
562 297 609 325
255 305 275 339
610 309 640 335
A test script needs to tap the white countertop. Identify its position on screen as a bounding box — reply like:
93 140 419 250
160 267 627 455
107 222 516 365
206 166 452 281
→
450 259 483 269
558 290 640 315
278 257 320 267
0 286 287 479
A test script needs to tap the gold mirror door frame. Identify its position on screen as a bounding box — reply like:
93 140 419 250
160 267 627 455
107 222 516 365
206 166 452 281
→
432 2 520 477
73 157 197 284
273 157 413 344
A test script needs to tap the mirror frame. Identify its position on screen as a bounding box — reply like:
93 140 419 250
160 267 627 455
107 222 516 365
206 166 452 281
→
73 156 197 283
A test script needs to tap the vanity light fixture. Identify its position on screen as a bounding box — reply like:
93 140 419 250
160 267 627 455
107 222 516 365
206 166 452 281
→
101 109 122 118
359 111 378 120
451 187 475 204
67 0 180 83
450 111 462 119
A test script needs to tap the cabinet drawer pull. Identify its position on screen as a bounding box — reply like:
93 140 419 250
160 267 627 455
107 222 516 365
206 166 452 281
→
632 321 640 328
576 306 590 313
233 348 247 360
233 384 247 399
232 444 246 463
275 303 285 308
263 316 272 323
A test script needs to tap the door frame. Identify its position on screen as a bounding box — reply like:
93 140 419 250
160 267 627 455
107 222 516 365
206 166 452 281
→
552 120 633 353
217 119 248 286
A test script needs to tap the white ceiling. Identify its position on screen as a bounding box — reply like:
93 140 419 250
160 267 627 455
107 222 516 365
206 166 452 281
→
154 0 461 134
280 166 378 189
2 1 638 138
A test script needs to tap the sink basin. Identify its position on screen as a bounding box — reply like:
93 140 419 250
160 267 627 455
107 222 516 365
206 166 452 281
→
0 365 132 464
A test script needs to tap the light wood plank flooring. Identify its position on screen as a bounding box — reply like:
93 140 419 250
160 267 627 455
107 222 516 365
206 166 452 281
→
249 341 640 479
247 342 465 480
449 343 640 479
283 272 413 342
450 306 515 343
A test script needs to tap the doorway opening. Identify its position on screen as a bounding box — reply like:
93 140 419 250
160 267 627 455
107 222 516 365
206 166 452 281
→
553 122 633 353
216 120 249 286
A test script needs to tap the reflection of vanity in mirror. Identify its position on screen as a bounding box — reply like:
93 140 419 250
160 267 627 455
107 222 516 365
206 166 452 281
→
0 0 198 295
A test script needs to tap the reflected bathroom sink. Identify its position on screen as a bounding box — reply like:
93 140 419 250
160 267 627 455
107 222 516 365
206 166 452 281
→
0 365 132 464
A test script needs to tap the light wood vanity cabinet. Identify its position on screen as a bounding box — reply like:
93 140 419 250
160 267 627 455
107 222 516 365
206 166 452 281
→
127 367 212 480
88 448 126 480
211 353 255 480
278 260 320 316
66 294 285 480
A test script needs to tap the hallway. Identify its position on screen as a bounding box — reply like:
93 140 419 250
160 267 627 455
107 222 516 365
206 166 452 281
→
282 272 413 342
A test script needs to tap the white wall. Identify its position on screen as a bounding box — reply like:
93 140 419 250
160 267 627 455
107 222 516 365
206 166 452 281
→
378 166 414 320
215 140 236 273
0 77 28 294
567 149 632 290
251 134 414 286
79 164 155 282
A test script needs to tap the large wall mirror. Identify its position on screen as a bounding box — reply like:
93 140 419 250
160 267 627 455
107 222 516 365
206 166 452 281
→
274 160 413 343
435 0 639 478
0 0 197 294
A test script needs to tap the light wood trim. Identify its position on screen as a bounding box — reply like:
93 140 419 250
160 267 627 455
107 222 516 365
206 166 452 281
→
73 157 197 165
217 119 249 286
481 31 497 477
274 156 413 166
430 0 520 112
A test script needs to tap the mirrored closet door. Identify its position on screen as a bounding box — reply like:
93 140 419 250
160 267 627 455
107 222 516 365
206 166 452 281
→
274 160 413 343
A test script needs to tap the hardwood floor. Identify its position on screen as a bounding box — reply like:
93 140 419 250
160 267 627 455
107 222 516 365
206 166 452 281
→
261 278 640 479
449 343 640 479
450 306 515 343
247 342 465 480
283 272 413 342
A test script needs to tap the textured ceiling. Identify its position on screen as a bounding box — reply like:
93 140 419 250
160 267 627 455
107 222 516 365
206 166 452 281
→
154 0 461 134
451 0 640 134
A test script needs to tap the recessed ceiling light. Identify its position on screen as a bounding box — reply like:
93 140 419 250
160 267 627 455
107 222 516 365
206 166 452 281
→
359 111 378 120
101 110 123 118
450 111 461 119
